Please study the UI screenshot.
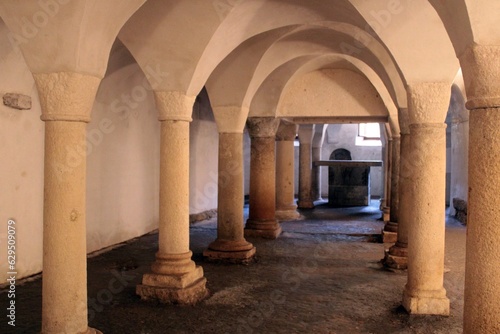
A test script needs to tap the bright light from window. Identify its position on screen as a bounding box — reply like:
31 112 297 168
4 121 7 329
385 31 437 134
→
356 123 382 146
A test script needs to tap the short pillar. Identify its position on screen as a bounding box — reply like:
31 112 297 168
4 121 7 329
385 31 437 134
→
35 72 102 334
461 45 500 333
384 121 410 270
245 117 282 239
137 92 207 304
275 122 300 220
204 132 256 263
402 84 450 315
297 124 315 209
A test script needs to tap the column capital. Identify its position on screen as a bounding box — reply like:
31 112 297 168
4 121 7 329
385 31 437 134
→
155 91 195 122
407 82 451 125
34 72 101 123
460 45 500 110
276 121 298 141
246 117 280 138
213 105 248 133
298 124 315 144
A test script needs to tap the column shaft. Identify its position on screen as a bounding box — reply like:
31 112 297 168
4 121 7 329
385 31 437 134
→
298 142 314 208
159 121 190 255
245 136 282 239
42 121 90 334
311 146 322 201
402 124 449 315
383 139 393 221
382 137 399 243
464 108 500 332
204 133 255 263
276 140 300 219
390 137 401 223
384 134 410 269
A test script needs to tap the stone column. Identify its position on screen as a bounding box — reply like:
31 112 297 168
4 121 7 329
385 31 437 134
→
402 83 450 315
382 136 400 243
34 72 102 334
275 121 300 220
311 125 325 201
384 110 410 270
461 45 500 333
137 92 207 304
297 124 315 209
204 107 256 263
389 136 401 223
244 117 282 239
382 137 395 242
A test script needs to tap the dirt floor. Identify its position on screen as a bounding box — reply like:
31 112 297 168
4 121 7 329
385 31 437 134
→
1 200 466 334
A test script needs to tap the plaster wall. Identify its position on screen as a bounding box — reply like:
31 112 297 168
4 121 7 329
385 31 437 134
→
190 89 220 213
0 22 44 283
86 62 160 253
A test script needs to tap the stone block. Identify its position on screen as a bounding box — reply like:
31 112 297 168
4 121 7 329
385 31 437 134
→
3 93 32 110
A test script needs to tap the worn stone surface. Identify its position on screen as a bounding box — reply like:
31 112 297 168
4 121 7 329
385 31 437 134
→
403 123 449 315
1 203 466 333
298 125 315 209
464 108 500 333
37 73 102 334
246 131 281 239
2 92 32 110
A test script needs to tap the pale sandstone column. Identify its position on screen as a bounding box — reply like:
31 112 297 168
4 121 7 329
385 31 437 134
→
245 117 282 239
297 124 315 209
137 92 207 304
35 72 102 334
204 108 256 262
384 110 410 270
382 137 396 242
383 135 402 243
402 83 450 315
275 121 300 220
311 125 325 201
389 136 401 224
461 45 500 333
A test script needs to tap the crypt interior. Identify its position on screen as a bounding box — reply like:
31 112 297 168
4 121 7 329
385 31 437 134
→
0 0 499 333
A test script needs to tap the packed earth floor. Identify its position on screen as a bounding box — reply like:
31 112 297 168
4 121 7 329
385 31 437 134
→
1 200 466 334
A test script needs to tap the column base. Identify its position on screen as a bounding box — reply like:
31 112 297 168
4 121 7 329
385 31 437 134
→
297 200 315 209
382 230 397 243
382 207 391 222
137 266 208 305
245 219 282 239
85 327 103 334
276 207 301 220
402 288 450 315
383 243 408 270
204 239 256 264
383 252 407 270
382 221 398 243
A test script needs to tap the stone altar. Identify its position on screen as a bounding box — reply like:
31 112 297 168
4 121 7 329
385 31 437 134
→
314 160 383 207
